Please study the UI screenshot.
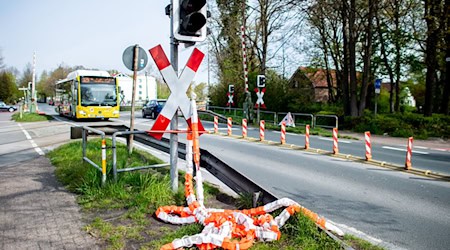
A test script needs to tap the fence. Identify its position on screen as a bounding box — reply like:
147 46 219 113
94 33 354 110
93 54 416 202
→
80 126 107 185
207 106 337 129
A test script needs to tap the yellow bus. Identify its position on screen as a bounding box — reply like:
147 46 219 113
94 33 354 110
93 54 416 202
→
55 70 120 120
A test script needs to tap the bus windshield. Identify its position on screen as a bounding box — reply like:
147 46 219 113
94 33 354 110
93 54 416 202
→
80 83 117 106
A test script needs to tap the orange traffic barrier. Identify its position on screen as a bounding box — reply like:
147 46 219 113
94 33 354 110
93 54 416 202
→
365 131 372 160
242 119 247 138
305 124 310 149
405 137 413 170
227 117 232 136
280 122 286 144
332 128 339 154
259 120 265 141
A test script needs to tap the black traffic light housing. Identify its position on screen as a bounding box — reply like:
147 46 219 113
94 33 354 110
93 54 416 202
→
173 0 207 42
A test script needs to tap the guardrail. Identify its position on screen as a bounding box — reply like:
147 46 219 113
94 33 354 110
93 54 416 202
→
80 126 107 185
206 106 338 128
314 114 338 129
111 130 170 181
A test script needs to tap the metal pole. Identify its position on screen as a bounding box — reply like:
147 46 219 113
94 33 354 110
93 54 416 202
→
30 52 36 113
170 1 179 192
128 44 139 154
375 93 378 116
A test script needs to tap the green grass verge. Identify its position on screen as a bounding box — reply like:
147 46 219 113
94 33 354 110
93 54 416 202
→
48 138 380 250
12 112 53 122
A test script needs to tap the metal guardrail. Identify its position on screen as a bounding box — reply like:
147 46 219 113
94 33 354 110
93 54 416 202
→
206 106 338 128
314 114 338 129
132 133 278 204
80 126 107 185
111 130 170 181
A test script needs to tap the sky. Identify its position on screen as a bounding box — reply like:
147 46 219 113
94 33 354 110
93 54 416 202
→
0 0 211 84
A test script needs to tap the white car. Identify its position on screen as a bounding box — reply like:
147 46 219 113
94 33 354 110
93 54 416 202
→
0 101 17 112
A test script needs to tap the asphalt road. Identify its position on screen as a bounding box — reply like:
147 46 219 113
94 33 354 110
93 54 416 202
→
15 105 450 249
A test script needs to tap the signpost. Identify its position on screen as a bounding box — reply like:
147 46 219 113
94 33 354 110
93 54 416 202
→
255 75 266 124
122 44 148 154
227 84 234 110
374 78 381 115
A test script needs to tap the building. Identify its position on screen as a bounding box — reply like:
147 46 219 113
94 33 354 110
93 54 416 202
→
113 73 157 106
289 67 338 103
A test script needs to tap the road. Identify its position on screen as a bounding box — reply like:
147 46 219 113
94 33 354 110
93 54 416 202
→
6 104 450 250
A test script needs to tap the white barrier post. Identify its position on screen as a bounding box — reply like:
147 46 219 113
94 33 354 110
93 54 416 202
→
333 128 339 154
281 122 286 144
405 137 413 170
227 117 232 136
214 116 218 134
260 120 265 141
305 125 310 149
365 131 372 160
242 118 247 138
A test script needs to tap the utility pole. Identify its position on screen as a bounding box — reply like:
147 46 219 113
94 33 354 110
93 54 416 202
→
30 52 36 113
169 1 179 192
128 45 139 155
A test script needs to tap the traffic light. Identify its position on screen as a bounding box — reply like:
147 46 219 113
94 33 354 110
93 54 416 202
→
173 0 207 42
257 75 266 88
228 84 234 93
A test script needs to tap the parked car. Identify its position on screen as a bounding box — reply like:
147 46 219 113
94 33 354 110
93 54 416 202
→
0 101 17 112
142 99 166 119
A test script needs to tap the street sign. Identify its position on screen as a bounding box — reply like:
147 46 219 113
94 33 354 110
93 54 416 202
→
227 92 234 106
122 45 148 71
148 44 205 139
254 87 266 109
375 79 381 94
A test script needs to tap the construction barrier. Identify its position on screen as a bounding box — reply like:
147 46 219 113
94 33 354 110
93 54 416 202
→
242 118 247 138
260 120 265 141
214 116 218 134
405 137 413 170
365 131 372 160
305 125 310 149
156 98 344 250
333 128 339 154
280 122 286 144
227 117 232 136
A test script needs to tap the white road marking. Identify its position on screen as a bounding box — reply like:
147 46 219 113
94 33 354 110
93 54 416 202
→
18 123 44 156
382 146 429 155
319 137 351 143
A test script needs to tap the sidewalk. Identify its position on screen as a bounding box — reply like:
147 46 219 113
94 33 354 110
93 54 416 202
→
0 156 99 249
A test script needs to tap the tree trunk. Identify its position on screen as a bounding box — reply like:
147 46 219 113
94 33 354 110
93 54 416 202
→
349 0 358 117
359 0 375 115
394 2 401 112
341 0 351 116
424 0 439 116
441 0 450 114
375 14 395 113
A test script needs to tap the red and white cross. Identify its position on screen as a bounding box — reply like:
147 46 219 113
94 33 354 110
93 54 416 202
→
254 87 266 109
148 45 205 140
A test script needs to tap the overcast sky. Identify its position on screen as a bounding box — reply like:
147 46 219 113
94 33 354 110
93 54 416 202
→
0 0 211 83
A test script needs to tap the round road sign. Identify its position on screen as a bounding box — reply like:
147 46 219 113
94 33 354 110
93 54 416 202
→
122 45 148 71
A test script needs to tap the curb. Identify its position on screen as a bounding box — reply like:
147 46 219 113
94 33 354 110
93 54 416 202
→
211 132 450 182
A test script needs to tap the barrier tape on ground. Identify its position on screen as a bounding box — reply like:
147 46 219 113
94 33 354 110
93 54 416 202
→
156 98 344 250
365 131 372 160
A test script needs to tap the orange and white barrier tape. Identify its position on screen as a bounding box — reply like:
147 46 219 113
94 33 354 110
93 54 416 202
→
305 124 310 149
405 137 413 170
242 119 247 138
365 131 372 160
332 128 339 154
214 116 219 134
260 120 265 141
280 122 286 144
227 117 232 136
156 96 343 250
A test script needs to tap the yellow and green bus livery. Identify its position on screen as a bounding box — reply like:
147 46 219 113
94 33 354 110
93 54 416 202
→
55 70 120 119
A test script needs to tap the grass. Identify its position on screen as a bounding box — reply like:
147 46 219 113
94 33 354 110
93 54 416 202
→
47 138 381 250
12 112 53 122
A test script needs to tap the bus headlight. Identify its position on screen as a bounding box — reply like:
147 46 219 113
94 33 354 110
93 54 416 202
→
79 110 86 115
113 110 120 115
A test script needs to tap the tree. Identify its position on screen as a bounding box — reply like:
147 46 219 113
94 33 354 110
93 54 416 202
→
0 71 19 103
423 0 441 116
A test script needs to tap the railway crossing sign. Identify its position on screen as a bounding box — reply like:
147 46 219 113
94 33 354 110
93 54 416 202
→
148 44 205 139
254 87 266 109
